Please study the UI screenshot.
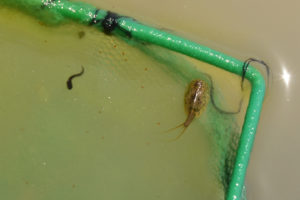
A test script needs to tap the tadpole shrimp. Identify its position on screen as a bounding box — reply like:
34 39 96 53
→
166 75 242 141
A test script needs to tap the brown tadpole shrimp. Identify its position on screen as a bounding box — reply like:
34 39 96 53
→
166 80 210 141
166 76 243 141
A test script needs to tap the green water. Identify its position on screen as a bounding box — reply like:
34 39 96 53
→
0 7 245 200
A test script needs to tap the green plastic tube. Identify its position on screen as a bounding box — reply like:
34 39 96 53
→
1 0 266 199
119 17 265 200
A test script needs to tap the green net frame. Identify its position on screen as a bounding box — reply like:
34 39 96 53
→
1 1 266 199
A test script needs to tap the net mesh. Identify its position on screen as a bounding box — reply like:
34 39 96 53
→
0 2 247 200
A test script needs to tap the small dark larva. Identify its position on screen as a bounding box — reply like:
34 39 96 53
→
66 66 85 90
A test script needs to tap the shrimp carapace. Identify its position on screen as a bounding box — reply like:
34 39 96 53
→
166 80 210 140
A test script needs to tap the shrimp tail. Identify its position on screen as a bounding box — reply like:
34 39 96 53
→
164 123 185 133
163 123 189 142
170 126 188 141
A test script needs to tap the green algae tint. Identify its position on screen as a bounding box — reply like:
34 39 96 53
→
0 7 246 200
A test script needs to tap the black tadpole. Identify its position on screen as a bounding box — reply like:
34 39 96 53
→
66 66 85 90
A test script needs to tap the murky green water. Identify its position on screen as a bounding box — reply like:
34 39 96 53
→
0 7 246 200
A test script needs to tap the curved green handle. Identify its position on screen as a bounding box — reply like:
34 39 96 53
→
118 18 265 200
1 0 266 199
